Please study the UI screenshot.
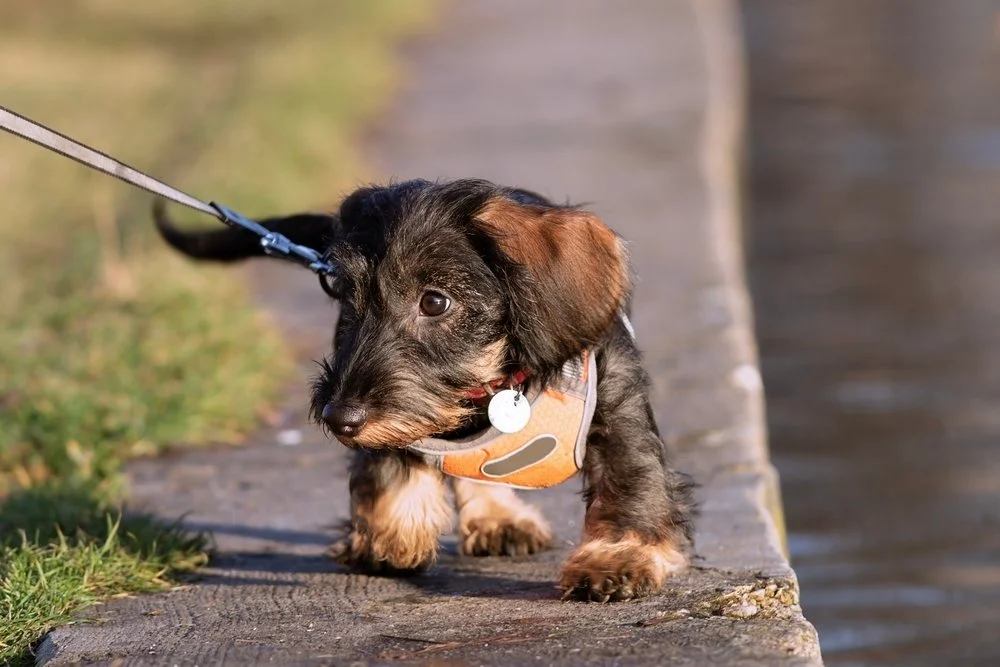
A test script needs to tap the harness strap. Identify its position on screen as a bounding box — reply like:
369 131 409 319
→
409 351 598 489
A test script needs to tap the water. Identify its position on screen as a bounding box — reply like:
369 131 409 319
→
743 2 1000 664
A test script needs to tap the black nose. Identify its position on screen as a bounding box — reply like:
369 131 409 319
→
321 402 368 438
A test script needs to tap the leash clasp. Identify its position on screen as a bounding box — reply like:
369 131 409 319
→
210 202 337 276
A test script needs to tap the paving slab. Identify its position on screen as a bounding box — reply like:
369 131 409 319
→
38 0 821 664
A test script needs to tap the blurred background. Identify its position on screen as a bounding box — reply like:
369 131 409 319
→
744 1 1000 665
2 1 1000 665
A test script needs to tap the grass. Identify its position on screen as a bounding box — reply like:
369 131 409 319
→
0 0 434 663
0 483 209 667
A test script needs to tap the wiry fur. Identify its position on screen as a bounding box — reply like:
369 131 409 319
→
153 178 695 600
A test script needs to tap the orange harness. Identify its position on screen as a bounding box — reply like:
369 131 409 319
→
408 351 598 489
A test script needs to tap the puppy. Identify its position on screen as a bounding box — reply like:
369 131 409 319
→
153 178 694 601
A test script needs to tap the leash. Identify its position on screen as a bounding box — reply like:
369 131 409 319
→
0 104 336 277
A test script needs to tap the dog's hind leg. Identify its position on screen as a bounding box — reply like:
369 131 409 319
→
453 479 553 557
329 450 452 574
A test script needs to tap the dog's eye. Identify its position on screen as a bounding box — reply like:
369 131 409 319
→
419 290 451 317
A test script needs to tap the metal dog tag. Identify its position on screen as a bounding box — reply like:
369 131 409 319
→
488 389 531 433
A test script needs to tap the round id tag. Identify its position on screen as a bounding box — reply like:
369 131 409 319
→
487 389 531 434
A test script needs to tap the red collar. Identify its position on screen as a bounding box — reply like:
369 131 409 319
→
464 369 532 401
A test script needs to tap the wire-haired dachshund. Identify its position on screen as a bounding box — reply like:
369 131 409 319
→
153 178 694 601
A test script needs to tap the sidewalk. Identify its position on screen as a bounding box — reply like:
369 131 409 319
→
39 1 821 664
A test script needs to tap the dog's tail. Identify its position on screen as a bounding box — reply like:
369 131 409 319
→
152 199 337 263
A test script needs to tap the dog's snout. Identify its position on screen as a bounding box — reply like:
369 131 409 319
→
322 402 369 437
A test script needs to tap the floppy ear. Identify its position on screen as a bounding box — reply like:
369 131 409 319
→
475 197 630 366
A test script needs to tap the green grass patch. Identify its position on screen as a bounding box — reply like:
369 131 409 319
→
0 483 209 666
0 0 435 662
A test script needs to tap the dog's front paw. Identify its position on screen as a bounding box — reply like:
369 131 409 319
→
559 533 687 602
461 514 553 557
328 524 437 575
456 481 553 557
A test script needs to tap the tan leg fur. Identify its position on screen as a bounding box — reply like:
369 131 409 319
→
559 525 688 601
331 459 453 573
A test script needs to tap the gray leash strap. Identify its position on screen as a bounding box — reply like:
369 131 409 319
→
0 104 335 275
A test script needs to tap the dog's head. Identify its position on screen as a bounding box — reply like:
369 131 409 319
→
310 179 629 448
